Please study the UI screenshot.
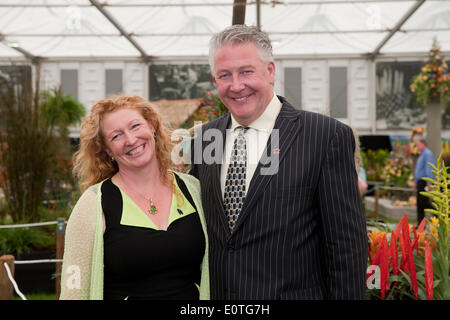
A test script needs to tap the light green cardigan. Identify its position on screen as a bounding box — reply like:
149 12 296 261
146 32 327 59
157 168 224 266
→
59 172 210 300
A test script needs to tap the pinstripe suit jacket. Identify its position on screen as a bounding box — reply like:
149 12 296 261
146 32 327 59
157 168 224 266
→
190 96 368 300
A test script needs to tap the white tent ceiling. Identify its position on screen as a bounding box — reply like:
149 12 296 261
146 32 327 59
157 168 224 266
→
0 0 449 62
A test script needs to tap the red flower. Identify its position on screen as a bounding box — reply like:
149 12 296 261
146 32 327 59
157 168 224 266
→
411 219 427 256
389 231 399 275
424 240 434 300
380 235 390 299
401 219 418 299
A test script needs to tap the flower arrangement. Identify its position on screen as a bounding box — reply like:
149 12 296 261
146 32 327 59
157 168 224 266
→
380 146 413 188
361 149 389 182
366 156 450 300
410 41 450 106
181 90 228 128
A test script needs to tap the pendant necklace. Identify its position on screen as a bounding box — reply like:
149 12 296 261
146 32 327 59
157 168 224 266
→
118 174 158 215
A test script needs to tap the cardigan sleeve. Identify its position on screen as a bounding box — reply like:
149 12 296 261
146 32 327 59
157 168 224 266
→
59 187 98 300
174 171 210 300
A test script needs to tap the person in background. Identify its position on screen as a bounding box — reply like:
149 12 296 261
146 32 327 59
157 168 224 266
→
60 95 209 300
414 136 436 225
190 24 367 299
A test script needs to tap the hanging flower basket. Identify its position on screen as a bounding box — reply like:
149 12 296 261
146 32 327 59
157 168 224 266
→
410 41 450 107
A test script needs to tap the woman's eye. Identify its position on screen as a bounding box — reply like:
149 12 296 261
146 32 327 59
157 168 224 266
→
111 133 121 141
131 123 141 130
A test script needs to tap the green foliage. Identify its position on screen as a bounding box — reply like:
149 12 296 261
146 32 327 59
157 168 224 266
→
0 226 55 256
39 88 85 139
0 74 84 223
0 69 51 222
181 90 228 128
14 292 56 300
361 149 389 181
421 155 450 299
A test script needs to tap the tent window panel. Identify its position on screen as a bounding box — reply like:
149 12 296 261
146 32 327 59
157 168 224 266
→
329 67 347 119
284 67 302 110
61 69 78 100
105 69 123 97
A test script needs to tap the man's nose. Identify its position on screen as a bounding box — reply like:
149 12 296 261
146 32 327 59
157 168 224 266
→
230 74 245 92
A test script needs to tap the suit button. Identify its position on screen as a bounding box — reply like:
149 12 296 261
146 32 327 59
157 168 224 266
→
228 246 234 253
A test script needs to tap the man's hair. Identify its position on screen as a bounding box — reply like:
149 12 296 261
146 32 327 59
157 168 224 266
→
208 24 273 75
414 134 428 145
418 138 428 145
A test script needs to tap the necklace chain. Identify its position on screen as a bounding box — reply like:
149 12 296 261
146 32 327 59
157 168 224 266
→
118 174 158 215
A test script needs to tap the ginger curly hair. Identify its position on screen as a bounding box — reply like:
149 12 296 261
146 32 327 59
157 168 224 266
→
73 95 176 193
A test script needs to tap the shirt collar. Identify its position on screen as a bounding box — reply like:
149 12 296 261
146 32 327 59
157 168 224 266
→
229 93 282 132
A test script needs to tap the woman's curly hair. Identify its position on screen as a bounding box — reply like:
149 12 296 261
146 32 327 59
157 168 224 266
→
73 95 176 193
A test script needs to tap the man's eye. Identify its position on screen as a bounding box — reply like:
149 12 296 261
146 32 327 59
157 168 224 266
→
218 73 230 79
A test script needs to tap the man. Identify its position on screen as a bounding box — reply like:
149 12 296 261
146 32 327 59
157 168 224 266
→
190 25 367 299
414 137 436 225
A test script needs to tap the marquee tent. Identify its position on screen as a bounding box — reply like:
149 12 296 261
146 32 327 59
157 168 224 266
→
0 0 449 62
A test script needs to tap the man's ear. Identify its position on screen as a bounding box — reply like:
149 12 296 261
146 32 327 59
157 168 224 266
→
267 61 275 86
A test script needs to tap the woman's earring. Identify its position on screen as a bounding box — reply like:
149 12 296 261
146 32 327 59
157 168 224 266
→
153 132 157 139
110 156 115 162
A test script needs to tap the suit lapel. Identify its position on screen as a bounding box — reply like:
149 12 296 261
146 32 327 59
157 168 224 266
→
208 114 231 234
232 99 303 234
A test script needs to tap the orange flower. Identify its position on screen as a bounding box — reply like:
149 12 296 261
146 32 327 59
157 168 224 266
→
368 229 387 262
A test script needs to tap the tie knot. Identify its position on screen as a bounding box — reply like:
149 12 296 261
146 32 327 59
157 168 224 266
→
236 126 249 134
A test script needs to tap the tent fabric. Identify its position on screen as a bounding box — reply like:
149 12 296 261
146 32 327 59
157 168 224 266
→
0 0 449 60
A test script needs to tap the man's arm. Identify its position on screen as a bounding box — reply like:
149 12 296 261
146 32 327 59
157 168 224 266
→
425 150 436 180
318 124 368 299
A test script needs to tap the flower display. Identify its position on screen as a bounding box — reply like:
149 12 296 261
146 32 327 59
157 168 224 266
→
380 146 413 188
367 216 433 299
367 156 450 300
410 41 450 106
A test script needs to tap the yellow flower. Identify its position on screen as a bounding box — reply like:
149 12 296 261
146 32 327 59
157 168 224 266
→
431 216 439 226
429 217 439 239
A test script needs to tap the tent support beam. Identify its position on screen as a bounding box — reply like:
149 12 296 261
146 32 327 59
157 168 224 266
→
89 0 152 63
0 34 40 65
369 0 425 60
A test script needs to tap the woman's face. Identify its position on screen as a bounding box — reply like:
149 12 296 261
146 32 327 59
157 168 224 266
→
101 107 157 172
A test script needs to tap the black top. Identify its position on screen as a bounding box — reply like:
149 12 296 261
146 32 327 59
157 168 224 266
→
102 175 205 300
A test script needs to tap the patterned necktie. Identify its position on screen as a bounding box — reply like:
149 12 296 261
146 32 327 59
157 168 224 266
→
224 126 248 230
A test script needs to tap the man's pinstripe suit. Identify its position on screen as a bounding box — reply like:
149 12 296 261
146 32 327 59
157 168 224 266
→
190 96 368 300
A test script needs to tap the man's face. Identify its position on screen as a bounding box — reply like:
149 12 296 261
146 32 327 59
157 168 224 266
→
416 140 426 153
212 42 275 126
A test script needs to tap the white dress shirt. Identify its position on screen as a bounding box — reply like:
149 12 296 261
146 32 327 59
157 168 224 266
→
220 93 282 198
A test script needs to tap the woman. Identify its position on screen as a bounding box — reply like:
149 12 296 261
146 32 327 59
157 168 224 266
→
60 95 209 300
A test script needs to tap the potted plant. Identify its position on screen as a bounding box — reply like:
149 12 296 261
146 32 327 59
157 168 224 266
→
0 75 84 295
